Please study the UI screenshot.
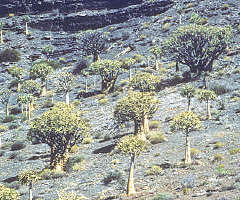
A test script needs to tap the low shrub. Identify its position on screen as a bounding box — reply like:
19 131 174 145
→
98 98 109 105
57 191 86 200
11 141 26 151
0 125 8 132
190 148 200 159
66 155 86 172
0 48 21 63
0 184 20 200
149 120 161 130
8 123 19 130
146 165 163 176
69 145 79 153
102 169 124 185
152 192 175 200
2 115 16 123
42 99 54 108
213 153 224 162
148 131 167 144
214 142 224 149
82 137 93 144
40 168 66 180
210 84 231 95
229 148 240 155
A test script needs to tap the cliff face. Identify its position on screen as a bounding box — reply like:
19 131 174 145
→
0 0 173 32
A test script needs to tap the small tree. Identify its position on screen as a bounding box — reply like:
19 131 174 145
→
29 102 89 171
88 59 125 93
180 84 196 111
150 45 162 70
30 62 53 96
164 24 232 75
54 72 76 104
114 91 159 138
21 80 40 120
17 94 32 118
121 57 137 80
80 31 108 62
197 89 217 119
171 111 201 165
0 88 11 116
130 71 161 92
0 184 20 200
116 135 147 196
42 45 54 60
0 20 4 44
18 170 41 200
23 15 30 35
8 66 25 92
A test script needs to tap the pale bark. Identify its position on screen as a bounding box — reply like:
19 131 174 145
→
28 102 31 120
0 137 2 149
127 155 136 196
40 82 47 96
65 91 70 105
207 100 212 119
0 30 3 44
17 82 21 92
25 22 29 35
184 132 192 165
29 182 33 200
142 115 149 134
154 59 159 71
129 68 132 80
5 103 9 117
85 77 88 93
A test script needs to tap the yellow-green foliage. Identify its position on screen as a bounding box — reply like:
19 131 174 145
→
8 66 25 80
183 187 190 195
189 12 208 25
18 170 41 185
0 125 8 132
180 84 196 99
229 148 240 155
148 131 167 144
171 111 201 133
71 160 86 171
149 120 161 130
162 23 170 31
213 153 224 162
214 142 224 149
70 145 79 153
146 165 163 176
29 103 89 168
116 135 147 156
30 62 53 82
114 91 159 125
0 184 20 200
21 79 41 94
130 71 161 92
150 45 162 58
82 136 94 144
57 191 85 200
54 72 76 93
197 89 217 102
190 148 200 158
98 98 109 105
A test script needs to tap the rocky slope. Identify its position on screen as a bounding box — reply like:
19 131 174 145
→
0 0 240 199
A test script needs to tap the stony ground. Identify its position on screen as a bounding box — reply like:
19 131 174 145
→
0 0 240 199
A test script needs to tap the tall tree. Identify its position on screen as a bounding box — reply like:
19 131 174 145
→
8 66 25 92
29 103 89 171
116 135 147 196
180 84 196 112
0 88 11 117
23 15 30 35
164 24 232 75
171 111 201 165
150 45 162 70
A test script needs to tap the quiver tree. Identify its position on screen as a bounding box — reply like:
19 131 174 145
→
88 59 125 93
80 31 108 62
42 45 54 60
114 91 159 139
130 71 161 92
30 62 53 96
121 57 137 80
0 184 20 200
171 111 201 165
54 72 76 104
0 20 4 44
150 45 162 70
0 88 11 116
23 15 30 35
164 24 232 75
116 135 147 196
21 80 40 119
180 84 196 111
18 170 41 200
17 94 31 118
29 102 89 171
197 89 217 119
8 66 25 92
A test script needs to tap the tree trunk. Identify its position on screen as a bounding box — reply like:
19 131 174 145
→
65 91 70 105
0 30 3 44
154 57 159 71
179 14 182 24
85 77 88 93
129 68 132 80
28 102 31 120
5 103 9 117
93 54 100 62
17 82 21 92
187 98 191 112
203 73 209 89
127 154 136 196
50 148 66 172
176 61 179 72
207 100 212 119
141 115 149 134
0 136 2 149
25 22 29 35
185 132 191 165
29 182 33 200
101 79 116 93
25 104 28 117
40 81 47 96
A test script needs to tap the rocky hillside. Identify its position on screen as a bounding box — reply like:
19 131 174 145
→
0 0 240 199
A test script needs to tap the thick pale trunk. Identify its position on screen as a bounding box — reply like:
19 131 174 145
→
185 133 191 165
127 155 136 196
129 68 132 80
154 57 159 71
17 82 21 92
25 22 29 35
187 98 191 112
25 104 28 117
0 137 2 148
0 30 3 44
207 100 211 119
65 91 70 105
5 103 9 117
29 182 33 200
41 81 47 96
85 77 88 93
28 102 31 120
141 115 149 134
179 14 182 24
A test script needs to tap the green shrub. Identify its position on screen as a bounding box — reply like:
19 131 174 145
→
69 145 79 153
98 98 109 105
152 192 175 200
214 142 224 149
10 107 22 115
40 168 66 180
229 148 240 155
190 148 200 159
42 99 54 108
2 115 16 123
102 169 124 185
211 84 230 95
213 153 224 162
0 49 21 63
33 60 62 70
0 184 20 200
0 125 8 132
148 131 167 144
146 165 163 176
66 155 86 172
82 137 94 144
11 141 26 151
149 120 161 130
